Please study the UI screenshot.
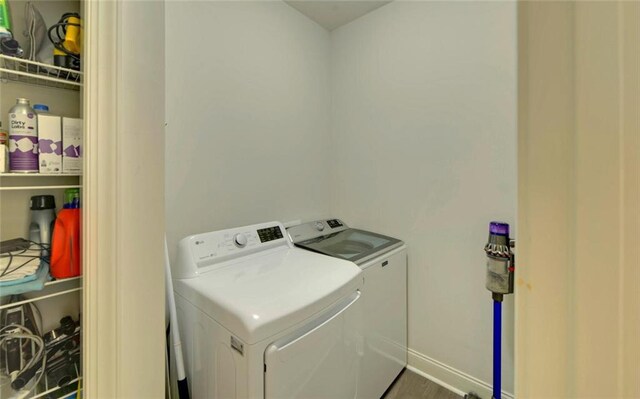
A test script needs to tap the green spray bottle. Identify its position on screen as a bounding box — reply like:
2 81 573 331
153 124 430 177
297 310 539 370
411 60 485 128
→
0 0 23 57
0 0 11 38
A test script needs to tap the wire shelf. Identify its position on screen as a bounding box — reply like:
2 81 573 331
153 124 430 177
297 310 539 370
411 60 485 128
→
0 174 82 191
31 363 81 399
0 184 81 192
0 279 82 310
0 55 82 91
32 377 81 399
0 174 82 178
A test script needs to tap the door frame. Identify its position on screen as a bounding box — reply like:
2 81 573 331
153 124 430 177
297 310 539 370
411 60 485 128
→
516 1 639 396
83 1 166 397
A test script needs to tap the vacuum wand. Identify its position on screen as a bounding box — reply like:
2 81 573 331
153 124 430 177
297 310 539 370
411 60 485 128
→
484 222 515 399
492 299 502 399
164 237 190 399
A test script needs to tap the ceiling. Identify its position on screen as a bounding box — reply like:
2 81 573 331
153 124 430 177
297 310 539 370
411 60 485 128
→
285 1 393 31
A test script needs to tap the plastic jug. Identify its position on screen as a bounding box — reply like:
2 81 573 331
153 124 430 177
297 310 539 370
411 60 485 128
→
50 190 81 278
29 195 56 256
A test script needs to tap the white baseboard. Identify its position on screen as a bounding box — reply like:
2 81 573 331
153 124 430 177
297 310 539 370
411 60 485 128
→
407 348 514 399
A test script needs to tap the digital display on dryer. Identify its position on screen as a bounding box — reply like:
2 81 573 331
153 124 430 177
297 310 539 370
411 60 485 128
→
327 219 343 229
257 226 284 243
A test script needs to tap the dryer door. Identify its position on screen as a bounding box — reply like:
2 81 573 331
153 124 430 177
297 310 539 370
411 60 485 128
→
264 290 362 399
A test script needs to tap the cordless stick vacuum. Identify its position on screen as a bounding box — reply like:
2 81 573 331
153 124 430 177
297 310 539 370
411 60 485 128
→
484 222 515 399
164 238 190 399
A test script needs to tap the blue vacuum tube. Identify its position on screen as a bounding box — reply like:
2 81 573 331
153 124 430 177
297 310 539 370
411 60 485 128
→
484 222 514 399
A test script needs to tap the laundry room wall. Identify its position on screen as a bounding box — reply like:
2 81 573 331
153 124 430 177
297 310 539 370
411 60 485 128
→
330 2 517 396
164 1 332 259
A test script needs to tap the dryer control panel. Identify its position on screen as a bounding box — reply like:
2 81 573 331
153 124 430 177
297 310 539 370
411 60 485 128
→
287 219 349 243
174 222 292 279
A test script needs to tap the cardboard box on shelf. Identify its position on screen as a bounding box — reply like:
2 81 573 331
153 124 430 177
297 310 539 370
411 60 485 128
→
38 114 62 174
62 118 82 174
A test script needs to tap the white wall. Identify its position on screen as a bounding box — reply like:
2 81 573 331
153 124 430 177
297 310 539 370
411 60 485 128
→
165 1 331 258
330 2 517 395
166 1 518 395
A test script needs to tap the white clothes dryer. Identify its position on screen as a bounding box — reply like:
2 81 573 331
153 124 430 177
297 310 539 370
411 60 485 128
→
288 219 408 399
173 221 364 399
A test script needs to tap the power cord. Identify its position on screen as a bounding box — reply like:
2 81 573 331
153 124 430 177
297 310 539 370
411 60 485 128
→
0 324 46 395
47 13 81 61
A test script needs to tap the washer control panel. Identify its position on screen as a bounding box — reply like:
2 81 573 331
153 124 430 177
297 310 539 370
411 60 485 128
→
174 222 291 278
257 226 284 243
233 233 248 247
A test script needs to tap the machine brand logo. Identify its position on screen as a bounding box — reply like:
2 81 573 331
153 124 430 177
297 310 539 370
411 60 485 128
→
195 240 204 245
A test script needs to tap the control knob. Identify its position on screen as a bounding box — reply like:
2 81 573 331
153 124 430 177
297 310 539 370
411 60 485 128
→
233 233 248 248
315 221 325 231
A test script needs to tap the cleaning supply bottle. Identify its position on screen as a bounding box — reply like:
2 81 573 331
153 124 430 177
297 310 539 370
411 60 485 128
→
33 104 49 114
0 0 23 57
50 188 81 278
29 195 56 256
63 187 80 209
8 98 38 173
0 0 12 37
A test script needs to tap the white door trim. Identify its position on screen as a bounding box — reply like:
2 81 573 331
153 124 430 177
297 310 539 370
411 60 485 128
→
83 0 119 396
83 1 166 397
516 2 639 396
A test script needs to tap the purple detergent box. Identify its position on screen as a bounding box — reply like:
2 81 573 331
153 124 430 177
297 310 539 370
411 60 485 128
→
38 114 62 174
62 117 82 174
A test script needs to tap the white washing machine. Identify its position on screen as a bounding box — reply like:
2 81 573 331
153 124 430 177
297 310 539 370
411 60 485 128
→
288 219 407 399
172 221 364 399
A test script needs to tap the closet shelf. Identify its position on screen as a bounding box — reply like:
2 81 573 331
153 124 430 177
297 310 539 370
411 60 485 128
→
0 184 81 191
0 55 82 91
0 173 82 178
0 277 82 310
0 174 81 191
31 366 81 399
45 276 82 287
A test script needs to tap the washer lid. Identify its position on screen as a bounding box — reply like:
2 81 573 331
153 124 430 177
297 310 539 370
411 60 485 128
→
294 228 403 265
173 246 362 345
